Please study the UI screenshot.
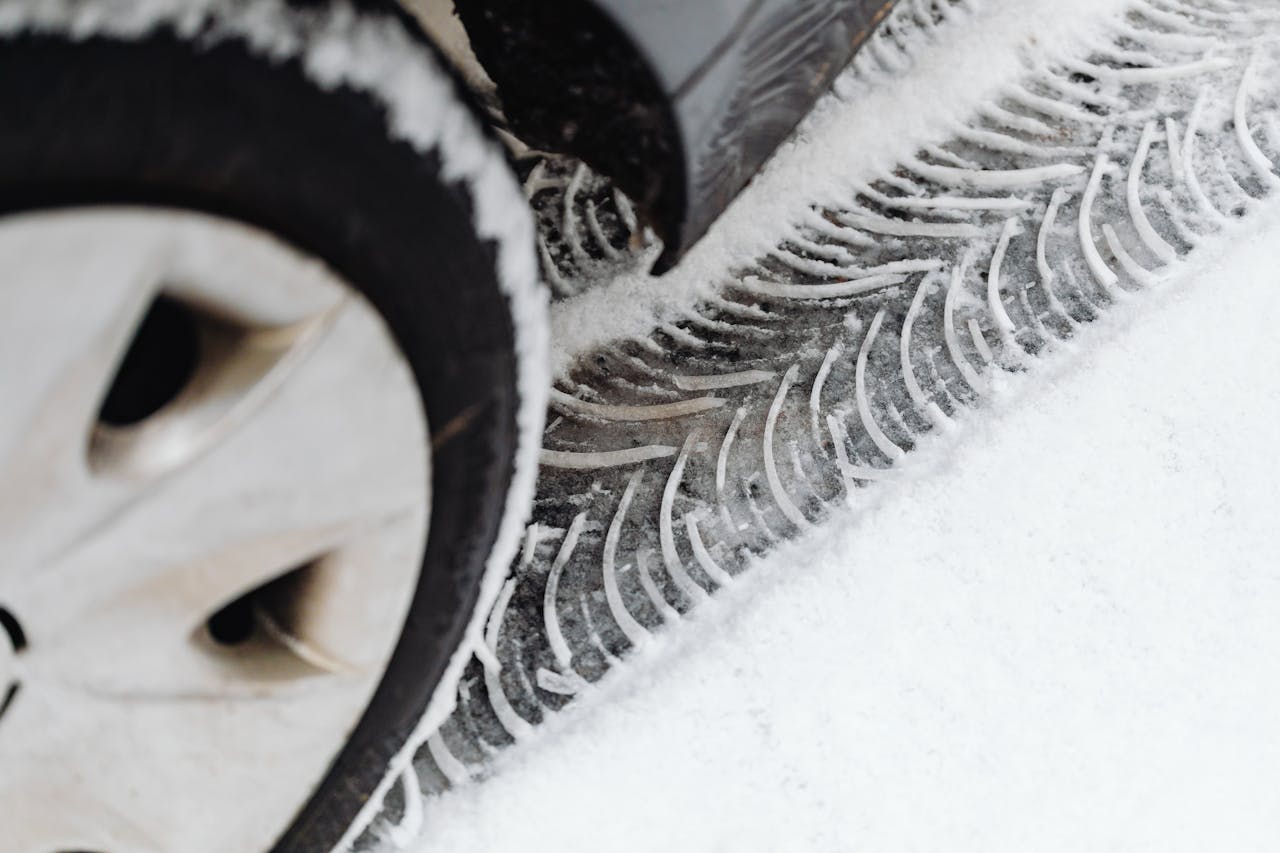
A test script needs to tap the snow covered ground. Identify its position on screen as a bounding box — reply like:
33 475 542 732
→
344 0 1280 848
418 191 1280 852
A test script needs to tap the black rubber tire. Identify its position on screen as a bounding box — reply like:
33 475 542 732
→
0 3 533 851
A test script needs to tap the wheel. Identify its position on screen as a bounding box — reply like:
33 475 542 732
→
0 2 547 851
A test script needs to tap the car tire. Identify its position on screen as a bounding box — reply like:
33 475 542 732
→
0 1 546 851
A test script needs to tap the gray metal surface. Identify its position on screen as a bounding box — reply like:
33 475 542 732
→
597 0 764 92
664 0 899 252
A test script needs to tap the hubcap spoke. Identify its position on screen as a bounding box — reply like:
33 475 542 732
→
0 213 165 549
15 293 426 652
0 663 369 853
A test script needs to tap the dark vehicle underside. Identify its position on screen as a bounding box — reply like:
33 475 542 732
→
417 0 898 269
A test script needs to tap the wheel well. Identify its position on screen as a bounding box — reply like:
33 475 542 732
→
414 0 687 262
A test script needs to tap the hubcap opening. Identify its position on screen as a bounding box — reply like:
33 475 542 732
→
202 556 385 678
206 586 259 647
97 294 201 428
204 560 314 649
204 561 316 651
87 286 335 479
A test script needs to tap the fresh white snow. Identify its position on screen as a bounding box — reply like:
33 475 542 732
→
417 195 1280 852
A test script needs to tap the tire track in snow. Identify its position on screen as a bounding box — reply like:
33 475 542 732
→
360 0 1280 844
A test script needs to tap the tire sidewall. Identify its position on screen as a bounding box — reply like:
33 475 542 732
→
0 4 538 849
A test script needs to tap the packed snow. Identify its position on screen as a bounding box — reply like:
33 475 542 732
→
417 200 1280 850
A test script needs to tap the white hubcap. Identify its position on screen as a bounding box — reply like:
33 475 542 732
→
0 209 430 853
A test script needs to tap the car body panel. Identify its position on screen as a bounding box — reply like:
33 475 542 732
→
449 0 897 270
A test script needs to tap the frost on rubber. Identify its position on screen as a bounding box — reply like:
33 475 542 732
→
407 0 1280 817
